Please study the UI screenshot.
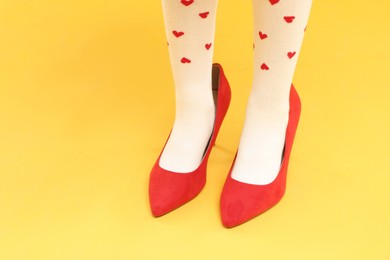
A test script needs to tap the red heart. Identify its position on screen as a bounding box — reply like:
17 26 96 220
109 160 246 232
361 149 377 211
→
181 0 194 6
199 12 209 18
269 0 279 5
172 30 184 38
287 52 296 59
259 31 268 40
260 63 269 70
284 16 295 23
181 57 191 63
205 43 212 50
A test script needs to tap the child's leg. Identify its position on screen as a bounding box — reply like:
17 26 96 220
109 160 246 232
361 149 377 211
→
159 0 219 172
232 0 312 184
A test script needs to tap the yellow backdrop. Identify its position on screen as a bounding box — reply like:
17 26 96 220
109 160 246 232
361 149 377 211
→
1 0 389 259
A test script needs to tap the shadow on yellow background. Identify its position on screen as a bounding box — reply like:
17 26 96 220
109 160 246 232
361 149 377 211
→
1 0 389 259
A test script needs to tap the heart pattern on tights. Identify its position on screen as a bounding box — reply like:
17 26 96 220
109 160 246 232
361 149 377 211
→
259 31 268 40
171 0 303 67
199 12 210 19
181 0 194 6
172 31 184 38
181 57 191 63
284 16 295 23
288 52 296 59
260 63 269 70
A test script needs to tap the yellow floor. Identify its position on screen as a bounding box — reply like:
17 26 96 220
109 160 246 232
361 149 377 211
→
1 0 389 259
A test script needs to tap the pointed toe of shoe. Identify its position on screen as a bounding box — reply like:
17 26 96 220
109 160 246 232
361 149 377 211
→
220 199 247 228
220 175 286 228
149 164 206 217
149 183 187 217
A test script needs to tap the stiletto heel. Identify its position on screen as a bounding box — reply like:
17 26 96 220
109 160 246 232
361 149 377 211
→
220 85 301 228
149 63 231 217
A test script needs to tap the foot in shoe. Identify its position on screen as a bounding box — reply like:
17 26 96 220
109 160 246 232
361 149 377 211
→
149 64 232 217
231 96 289 185
159 94 215 173
220 86 301 228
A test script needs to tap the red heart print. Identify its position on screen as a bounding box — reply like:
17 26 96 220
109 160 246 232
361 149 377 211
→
205 43 212 50
260 63 269 70
269 0 279 5
181 0 194 6
172 30 184 38
199 12 210 18
181 57 191 63
284 16 295 23
287 52 296 59
259 31 268 40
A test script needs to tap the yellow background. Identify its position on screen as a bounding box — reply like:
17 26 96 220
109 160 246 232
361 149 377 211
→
1 0 389 259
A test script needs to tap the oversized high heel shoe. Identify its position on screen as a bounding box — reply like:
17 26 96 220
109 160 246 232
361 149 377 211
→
220 85 301 228
149 63 231 217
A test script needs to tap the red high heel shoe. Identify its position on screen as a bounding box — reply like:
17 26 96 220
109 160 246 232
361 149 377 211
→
149 63 231 217
220 85 301 228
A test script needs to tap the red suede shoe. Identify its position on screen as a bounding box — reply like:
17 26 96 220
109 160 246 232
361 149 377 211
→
149 63 231 217
220 85 301 228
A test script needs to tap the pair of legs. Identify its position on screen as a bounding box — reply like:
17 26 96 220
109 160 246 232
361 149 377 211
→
159 0 312 185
